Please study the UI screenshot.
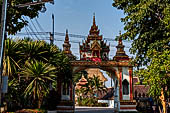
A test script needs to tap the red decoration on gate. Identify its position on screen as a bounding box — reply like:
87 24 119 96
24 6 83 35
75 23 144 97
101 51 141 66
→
92 57 101 62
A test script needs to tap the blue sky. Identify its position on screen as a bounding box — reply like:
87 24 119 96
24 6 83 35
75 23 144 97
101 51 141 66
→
15 0 134 59
37 0 132 57
13 0 133 58
39 0 124 36
14 0 134 87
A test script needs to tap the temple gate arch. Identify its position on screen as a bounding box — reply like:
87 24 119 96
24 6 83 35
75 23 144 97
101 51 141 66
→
58 14 136 112
70 62 120 108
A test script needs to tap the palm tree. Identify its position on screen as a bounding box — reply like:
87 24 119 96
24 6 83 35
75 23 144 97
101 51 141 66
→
20 40 49 63
4 38 72 109
84 75 106 98
20 60 56 109
92 75 106 92
3 38 22 78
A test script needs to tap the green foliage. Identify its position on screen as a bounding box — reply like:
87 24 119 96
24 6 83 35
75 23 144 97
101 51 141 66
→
4 38 72 80
0 0 45 35
20 60 56 108
113 0 170 108
75 75 107 107
80 98 97 107
20 40 49 63
5 78 22 111
137 49 170 100
77 96 108 107
3 38 22 77
113 0 170 66
84 75 106 96
4 38 72 111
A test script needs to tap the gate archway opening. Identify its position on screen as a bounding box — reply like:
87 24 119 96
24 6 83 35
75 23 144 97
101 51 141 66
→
70 60 133 111
73 67 116 108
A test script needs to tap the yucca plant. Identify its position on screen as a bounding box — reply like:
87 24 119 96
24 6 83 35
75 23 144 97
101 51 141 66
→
20 60 56 109
3 38 22 78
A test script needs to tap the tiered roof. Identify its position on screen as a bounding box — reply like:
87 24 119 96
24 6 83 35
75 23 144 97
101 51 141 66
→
113 31 130 61
63 29 75 60
62 14 131 62
63 29 71 54
80 14 110 60
75 75 88 89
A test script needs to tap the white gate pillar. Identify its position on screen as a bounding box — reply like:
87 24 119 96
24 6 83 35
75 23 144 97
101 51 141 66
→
114 79 120 112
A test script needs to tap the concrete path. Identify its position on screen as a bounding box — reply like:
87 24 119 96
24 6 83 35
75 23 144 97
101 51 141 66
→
75 106 114 113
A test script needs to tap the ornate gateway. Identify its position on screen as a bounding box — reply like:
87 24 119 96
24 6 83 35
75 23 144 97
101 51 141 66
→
59 14 136 113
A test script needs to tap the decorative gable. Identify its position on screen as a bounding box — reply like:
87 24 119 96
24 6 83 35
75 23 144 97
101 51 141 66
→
91 40 101 50
80 14 110 61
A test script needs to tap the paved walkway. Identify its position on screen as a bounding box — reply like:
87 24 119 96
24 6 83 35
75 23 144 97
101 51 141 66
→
75 106 114 113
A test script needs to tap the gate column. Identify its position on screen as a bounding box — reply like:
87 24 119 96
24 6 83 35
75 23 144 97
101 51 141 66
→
118 67 122 100
129 67 133 100
114 78 120 112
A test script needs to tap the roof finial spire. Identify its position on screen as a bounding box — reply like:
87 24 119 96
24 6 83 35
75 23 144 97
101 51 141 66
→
66 29 68 34
118 30 122 45
89 13 99 35
93 13 96 25
65 29 69 42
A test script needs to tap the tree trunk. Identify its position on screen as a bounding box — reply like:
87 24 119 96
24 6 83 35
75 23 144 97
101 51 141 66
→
159 89 167 113
38 99 41 109
38 95 43 109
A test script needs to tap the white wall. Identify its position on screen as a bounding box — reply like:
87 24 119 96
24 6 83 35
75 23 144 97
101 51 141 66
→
98 100 114 108
122 67 130 100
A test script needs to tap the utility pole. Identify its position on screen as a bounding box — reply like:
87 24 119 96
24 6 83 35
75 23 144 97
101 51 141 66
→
50 14 54 45
0 0 8 106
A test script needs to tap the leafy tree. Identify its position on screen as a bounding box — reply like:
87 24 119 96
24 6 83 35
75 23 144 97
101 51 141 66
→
138 49 170 113
75 75 106 106
113 0 170 66
75 87 87 106
20 60 56 109
3 38 72 110
86 75 106 98
5 78 21 111
19 38 72 81
0 0 46 35
113 0 170 112
20 40 49 63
